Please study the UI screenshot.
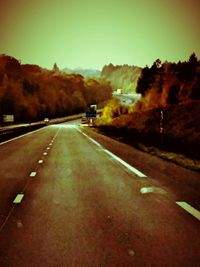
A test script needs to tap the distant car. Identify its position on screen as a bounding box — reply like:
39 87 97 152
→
44 118 49 124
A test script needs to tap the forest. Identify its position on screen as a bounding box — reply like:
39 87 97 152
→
0 55 112 123
136 53 200 109
98 53 200 162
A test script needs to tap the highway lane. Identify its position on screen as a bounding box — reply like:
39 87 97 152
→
113 93 141 105
0 127 59 226
82 126 200 212
0 122 199 266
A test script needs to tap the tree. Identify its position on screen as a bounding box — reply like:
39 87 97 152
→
153 58 162 69
53 63 59 72
136 66 153 95
167 84 180 104
189 52 198 66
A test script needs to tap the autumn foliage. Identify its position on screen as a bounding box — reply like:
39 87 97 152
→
136 54 200 109
0 55 112 122
98 54 200 160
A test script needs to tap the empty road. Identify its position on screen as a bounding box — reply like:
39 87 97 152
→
0 121 199 267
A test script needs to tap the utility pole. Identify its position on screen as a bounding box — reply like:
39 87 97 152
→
160 109 164 148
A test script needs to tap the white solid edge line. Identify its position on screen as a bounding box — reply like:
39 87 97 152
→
87 136 102 148
0 127 45 146
104 149 147 177
176 202 200 221
76 127 147 178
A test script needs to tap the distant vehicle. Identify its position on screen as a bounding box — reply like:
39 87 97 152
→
116 89 122 94
44 118 49 124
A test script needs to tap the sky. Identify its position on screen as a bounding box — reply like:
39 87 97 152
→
0 0 199 70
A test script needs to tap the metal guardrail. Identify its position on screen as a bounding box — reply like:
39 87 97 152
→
0 113 86 142
0 110 103 142
0 123 46 143
0 129 14 136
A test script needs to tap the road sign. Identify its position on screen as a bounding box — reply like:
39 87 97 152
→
3 115 14 122
86 111 97 118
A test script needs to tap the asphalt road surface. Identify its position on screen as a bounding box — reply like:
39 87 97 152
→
0 121 199 267
113 93 141 105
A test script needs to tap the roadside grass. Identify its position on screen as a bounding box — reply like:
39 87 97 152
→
136 143 200 172
91 100 200 172
88 126 200 172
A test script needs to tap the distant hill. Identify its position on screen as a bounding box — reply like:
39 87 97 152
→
63 67 101 78
101 64 142 93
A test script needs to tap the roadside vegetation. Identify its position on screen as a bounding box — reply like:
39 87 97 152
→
97 53 200 171
0 55 112 123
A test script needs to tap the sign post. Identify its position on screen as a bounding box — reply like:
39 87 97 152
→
85 105 97 125
160 110 164 147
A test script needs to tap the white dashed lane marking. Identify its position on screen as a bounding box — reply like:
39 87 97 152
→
13 194 24 204
76 127 200 222
0 127 62 234
140 187 154 194
47 147 50 150
30 171 37 177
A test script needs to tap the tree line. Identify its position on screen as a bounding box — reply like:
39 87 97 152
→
0 55 112 122
97 53 200 160
136 53 200 110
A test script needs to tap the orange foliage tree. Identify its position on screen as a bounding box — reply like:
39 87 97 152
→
0 55 112 122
